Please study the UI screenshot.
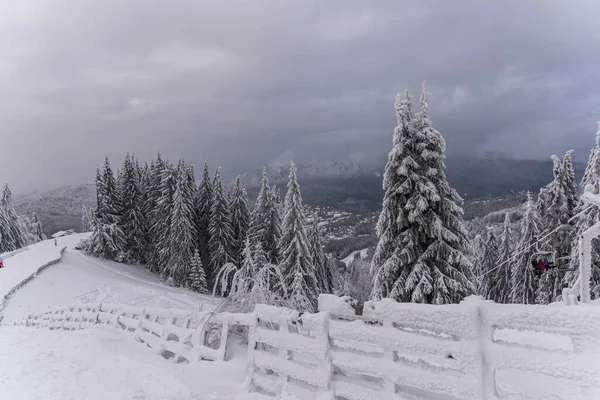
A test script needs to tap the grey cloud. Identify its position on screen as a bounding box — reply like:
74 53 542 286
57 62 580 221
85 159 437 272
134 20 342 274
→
1 0 600 193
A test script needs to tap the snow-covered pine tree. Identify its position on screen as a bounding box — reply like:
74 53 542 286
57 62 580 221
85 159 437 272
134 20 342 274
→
188 250 208 293
145 155 166 273
1 183 28 249
0 206 15 252
493 213 513 303
164 160 197 286
480 228 500 300
535 155 570 304
118 154 146 264
309 218 333 294
155 161 177 275
230 176 250 267
509 192 541 304
195 161 213 283
81 205 92 232
86 158 126 260
248 168 281 265
562 150 578 218
279 161 317 310
565 124 600 298
31 212 46 241
371 86 475 304
209 168 235 294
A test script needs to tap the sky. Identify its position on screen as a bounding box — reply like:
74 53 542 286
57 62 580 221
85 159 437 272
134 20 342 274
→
1 0 600 193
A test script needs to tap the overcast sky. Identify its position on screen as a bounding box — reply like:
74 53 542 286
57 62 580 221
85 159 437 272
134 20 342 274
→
2 0 600 193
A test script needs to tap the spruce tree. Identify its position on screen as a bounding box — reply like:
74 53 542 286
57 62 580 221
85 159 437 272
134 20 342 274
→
371 86 475 304
188 250 208 293
31 212 46 241
1 184 27 249
565 123 600 298
279 161 317 309
209 168 235 293
196 161 213 282
494 213 513 303
118 154 146 264
230 176 250 267
155 161 177 274
510 192 541 304
248 168 281 265
480 229 500 300
309 218 333 294
145 155 166 273
81 205 92 232
562 150 578 218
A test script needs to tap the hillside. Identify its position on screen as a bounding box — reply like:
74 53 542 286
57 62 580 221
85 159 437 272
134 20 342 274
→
14 184 96 235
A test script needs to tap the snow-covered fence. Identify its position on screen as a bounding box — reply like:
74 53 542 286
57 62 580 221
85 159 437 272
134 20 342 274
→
244 295 600 400
23 303 255 363
246 304 332 398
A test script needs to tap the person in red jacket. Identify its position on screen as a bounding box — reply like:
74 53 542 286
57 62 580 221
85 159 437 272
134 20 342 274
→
0 257 4 268
538 259 546 272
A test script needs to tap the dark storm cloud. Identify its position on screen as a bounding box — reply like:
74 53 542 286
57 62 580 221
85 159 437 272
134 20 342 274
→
1 0 600 192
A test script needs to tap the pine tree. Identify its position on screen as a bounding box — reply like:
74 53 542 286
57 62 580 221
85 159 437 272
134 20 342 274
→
196 161 213 283
155 161 177 275
164 160 197 286
562 150 578 218
248 168 281 265
494 213 513 303
209 168 235 293
279 161 317 310
145 155 166 273
81 205 92 232
0 206 15 253
371 86 475 304
510 192 541 304
118 154 146 264
230 176 250 267
480 229 500 300
31 212 46 241
1 183 28 249
565 124 600 298
535 155 569 304
86 158 125 260
188 250 208 293
309 218 333 294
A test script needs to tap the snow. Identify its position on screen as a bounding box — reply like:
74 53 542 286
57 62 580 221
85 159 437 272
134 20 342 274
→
0 235 86 313
317 294 356 318
1 248 218 323
341 248 369 266
0 325 247 400
51 230 74 238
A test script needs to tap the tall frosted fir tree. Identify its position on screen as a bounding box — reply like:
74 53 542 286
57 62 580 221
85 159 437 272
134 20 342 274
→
309 218 333 294
87 158 125 260
248 168 281 265
31 212 46 241
536 155 569 304
566 123 600 298
145 155 166 273
164 160 197 286
279 161 317 309
196 161 213 283
479 229 500 300
561 150 578 218
510 192 541 304
371 86 475 304
209 168 235 293
118 154 146 264
1 183 28 249
493 213 513 303
230 176 250 267
188 250 208 293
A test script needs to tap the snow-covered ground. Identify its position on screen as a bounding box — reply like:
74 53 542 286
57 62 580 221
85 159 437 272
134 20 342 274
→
341 248 369 265
0 325 247 400
2 244 219 323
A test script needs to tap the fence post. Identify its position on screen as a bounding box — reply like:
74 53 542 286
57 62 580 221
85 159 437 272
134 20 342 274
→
382 320 397 395
278 315 291 394
244 312 258 391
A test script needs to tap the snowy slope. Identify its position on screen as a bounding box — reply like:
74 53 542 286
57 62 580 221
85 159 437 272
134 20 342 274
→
0 325 246 400
1 249 219 323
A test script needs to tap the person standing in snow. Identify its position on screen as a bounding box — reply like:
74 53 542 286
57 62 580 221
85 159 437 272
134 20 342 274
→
54 238 57 247
0 257 3 268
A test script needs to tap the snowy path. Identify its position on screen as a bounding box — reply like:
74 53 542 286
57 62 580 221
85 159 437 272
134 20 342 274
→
2 249 220 322
0 325 247 400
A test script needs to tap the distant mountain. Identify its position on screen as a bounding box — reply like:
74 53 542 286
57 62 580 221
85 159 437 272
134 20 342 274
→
241 156 585 213
14 184 96 235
